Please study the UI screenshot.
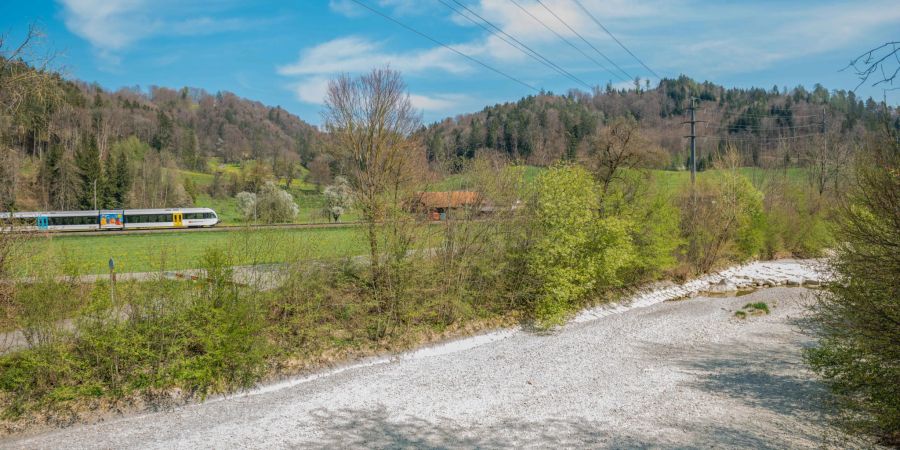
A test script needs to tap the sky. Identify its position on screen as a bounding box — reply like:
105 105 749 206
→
2 0 898 126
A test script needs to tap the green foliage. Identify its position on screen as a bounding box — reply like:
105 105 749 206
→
805 130 900 445
677 169 765 273
602 170 681 281
744 302 769 314
74 133 102 210
0 246 269 416
520 165 634 326
760 180 833 258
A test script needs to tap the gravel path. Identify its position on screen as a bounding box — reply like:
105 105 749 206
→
3 284 867 449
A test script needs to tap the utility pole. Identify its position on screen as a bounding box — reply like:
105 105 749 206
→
93 179 98 210
682 97 704 185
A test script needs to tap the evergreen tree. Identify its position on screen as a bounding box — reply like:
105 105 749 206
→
75 133 102 210
101 152 116 208
114 149 131 207
151 110 173 151
182 127 200 170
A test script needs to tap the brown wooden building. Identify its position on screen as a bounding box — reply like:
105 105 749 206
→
409 191 483 221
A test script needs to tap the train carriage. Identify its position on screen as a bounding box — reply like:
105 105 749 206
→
0 208 218 232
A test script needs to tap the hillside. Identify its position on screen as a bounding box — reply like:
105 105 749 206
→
419 76 898 170
3 56 898 214
0 57 322 211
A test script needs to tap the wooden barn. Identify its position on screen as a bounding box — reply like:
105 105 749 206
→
409 191 483 221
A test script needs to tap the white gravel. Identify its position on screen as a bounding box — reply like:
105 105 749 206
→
3 259 871 449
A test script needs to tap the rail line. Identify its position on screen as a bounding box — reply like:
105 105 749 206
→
11 219 478 237
12 221 369 237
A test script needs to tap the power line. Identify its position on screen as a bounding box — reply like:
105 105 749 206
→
533 0 633 81
708 123 823 131
348 0 540 92
720 113 822 119
702 132 824 142
507 0 623 82
570 0 660 79
438 0 593 90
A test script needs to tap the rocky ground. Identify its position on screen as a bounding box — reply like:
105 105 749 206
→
2 260 874 449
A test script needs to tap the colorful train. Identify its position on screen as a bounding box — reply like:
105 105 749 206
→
0 208 219 232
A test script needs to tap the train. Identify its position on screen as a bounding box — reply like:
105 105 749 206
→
0 208 219 232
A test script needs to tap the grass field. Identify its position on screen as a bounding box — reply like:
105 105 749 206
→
41 164 809 276
19 227 371 275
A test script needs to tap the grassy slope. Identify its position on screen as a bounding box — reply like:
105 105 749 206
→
21 227 368 275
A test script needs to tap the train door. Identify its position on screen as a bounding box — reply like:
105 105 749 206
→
173 212 184 227
37 215 49 231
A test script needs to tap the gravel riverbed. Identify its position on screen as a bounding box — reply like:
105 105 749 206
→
3 261 872 449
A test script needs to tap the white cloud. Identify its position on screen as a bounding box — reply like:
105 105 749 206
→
673 0 900 76
278 36 466 76
330 0 438 18
290 76 332 105
278 36 473 111
59 0 151 51
328 0 363 18
408 93 471 111
57 0 264 61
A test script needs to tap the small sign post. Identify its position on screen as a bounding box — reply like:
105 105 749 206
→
109 258 117 313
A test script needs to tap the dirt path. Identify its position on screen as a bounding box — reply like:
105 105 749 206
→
2 285 870 449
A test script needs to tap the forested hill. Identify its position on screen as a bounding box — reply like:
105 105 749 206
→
420 76 899 170
0 57 321 211
4 53 899 212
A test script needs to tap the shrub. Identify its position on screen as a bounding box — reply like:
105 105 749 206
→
0 246 270 417
602 170 681 281
256 182 299 224
677 170 764 274
805 129 900 445
520 165 634 326
322 176 353 222
760 179 832 258
238 182 299 224
236 191 257 221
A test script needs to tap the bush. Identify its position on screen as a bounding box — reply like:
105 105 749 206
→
256 181 299 224
677 170 764 274
0 246 269 417
805 130 900 445
236 191 257 221
237 182 299 224
519 165 634 326
322 176 353 222
760 179 832 258
601 170 681 281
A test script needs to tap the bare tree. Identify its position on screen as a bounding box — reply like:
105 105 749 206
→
844 41 900 90
581 116 648 195
324 67 423 292
0 24 60 210
805 115 852 196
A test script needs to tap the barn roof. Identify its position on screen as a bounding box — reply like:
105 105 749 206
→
413 191 481 208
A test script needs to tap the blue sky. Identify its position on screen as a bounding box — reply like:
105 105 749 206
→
2 0 898 126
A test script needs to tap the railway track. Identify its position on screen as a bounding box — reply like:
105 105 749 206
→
14 220 368 237
12 218 472 237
